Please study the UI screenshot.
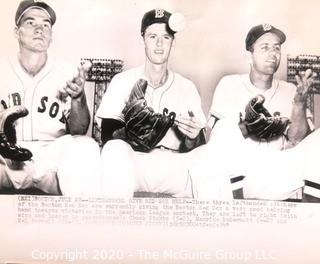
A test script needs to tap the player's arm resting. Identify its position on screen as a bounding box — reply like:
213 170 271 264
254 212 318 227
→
68 93 90 135
100 118 125 145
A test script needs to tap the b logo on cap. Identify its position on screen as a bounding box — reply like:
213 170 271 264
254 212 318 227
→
155 9 165 18
262 23 272 31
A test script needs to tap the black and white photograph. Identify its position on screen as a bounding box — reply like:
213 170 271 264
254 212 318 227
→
1 0 320 263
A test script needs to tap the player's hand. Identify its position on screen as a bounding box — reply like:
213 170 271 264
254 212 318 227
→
175 111 206 139
64 61 92 100
294 69 317 103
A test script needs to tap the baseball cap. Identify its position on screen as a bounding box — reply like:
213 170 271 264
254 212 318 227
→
15 0 56 26
141 8 185 36
245 24 286 51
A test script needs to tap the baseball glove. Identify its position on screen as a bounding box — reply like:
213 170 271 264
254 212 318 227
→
113 79 176 152
0 106 33 161
238 95 290 141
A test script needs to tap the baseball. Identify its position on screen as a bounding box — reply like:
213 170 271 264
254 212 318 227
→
82 60 92 71
169 12 186 32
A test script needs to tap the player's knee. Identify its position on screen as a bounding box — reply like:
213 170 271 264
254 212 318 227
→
300 128 320 148
101 139 132 159
0 164 11 189
71 135 100 151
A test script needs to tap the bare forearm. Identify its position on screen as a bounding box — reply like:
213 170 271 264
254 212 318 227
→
287 69 316 146
287 102 310 146
68 94 90 135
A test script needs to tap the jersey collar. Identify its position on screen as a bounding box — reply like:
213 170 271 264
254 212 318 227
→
243 74 279 98
10 53 54 82
137 65 174 92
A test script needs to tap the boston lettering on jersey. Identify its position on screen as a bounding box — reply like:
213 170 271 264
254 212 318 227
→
38 96 60 118
1 93 21 109
2 93 66 124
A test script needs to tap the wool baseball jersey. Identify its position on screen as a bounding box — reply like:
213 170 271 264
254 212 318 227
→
0 55 76 141
209 74 313 149
96 66 206 151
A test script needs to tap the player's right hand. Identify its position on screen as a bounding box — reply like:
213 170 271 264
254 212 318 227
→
175 111 206 139
294 69 317 103
64 61 92 100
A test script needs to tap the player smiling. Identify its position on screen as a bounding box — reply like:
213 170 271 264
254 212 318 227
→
97 8 206 198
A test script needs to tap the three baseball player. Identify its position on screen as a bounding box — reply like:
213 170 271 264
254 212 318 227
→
1 0 320 202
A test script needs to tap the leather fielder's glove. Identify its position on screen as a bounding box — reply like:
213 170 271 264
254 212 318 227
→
238 95 290 140
113 79 176 152
0 106 33 161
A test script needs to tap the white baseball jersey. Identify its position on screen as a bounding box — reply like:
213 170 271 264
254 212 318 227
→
209 74 312 150
0 55 102 195
96 66 206 151
206 74 316 199
0 55 76 141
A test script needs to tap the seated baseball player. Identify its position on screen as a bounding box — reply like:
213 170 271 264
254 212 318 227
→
96 9 207 198
193 24 320 201
0 0 101 196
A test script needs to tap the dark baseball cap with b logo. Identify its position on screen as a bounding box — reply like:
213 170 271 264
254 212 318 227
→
15 0 56 26
245 24 286 51
141 8 175 36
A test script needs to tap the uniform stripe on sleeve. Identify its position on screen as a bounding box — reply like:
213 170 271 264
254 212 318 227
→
230 175 245 191
207 114 219 129
304 180 320 198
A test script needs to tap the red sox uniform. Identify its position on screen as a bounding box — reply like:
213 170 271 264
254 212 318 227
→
96 66 206 198
0 54 101 196
209 74 313 149
197 74 315 200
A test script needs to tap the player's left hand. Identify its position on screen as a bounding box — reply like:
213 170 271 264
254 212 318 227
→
64 62 92 100
175 111 206 139
294 69 317 103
